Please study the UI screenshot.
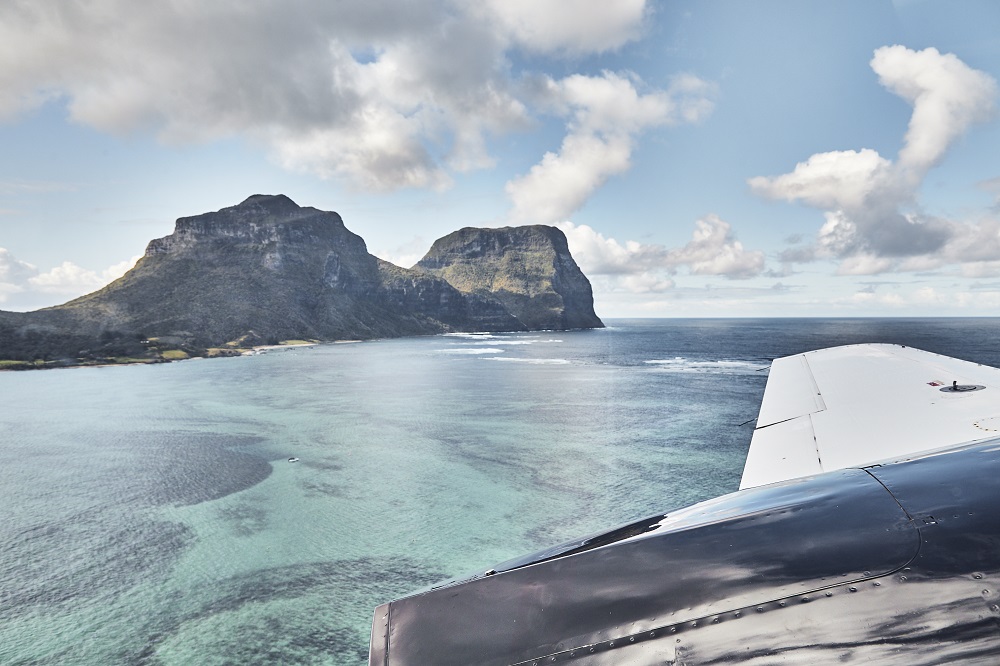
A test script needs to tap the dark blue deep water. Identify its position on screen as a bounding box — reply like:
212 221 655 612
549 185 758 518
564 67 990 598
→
1 318 998 664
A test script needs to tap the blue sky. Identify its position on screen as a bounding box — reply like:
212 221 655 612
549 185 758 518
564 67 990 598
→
2 0 1000 317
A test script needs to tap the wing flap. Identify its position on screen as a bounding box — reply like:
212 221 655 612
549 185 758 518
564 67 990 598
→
739 415 822 489
741 344 1000 489
756 354 826 427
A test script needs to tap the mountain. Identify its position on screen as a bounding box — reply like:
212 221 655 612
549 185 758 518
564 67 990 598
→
0 195 602 368
415 225 604 331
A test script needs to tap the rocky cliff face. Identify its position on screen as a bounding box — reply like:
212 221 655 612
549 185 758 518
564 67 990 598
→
415 225 604 330
0 195 603 366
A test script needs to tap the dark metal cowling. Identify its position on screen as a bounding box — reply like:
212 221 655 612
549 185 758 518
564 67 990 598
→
370 438 1000 664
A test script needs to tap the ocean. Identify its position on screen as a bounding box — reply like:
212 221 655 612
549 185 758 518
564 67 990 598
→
2 318 999 665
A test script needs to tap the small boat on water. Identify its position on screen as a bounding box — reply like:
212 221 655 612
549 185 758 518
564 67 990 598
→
287 457 299 463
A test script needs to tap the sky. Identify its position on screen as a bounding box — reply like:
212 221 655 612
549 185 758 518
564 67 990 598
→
2 0 1000 318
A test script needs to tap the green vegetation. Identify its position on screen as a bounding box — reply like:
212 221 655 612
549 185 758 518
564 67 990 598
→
205 347 243 357
416 225 602 330
0 195 601 370
0 360 37 370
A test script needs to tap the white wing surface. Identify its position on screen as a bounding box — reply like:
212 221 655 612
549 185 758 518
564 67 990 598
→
741 344 1000 489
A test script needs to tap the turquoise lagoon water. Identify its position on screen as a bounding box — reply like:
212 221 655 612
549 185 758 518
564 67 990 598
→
3 319 999 664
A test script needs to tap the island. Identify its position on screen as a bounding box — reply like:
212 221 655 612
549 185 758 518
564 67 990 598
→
0 195 603 369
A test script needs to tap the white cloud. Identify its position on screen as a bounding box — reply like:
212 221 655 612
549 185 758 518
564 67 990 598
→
666 74 721 124
270 114 453 192
911 286 946 304
847 289 906 307
833 283 1000 312
508 71 716 223
749 45 999 275
508 132 634 224
0 248 38 284
557 215 764 295
555 221 668 276
371 235 430 270
0 1 655 193
815 210 861 257
0 248 35 304
961 260 1000 278
28 261 106 294
477 0 647 55
871 45 998 176
28 255 139 295
939 216 1000 264
664 215 766 279
619 274 675 293
748 149 892 211
835 253 895 276
0 249 139 308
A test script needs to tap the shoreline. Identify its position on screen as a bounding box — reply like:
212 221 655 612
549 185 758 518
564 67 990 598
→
240 341 320 355
0 339 327 372
0 325 604 372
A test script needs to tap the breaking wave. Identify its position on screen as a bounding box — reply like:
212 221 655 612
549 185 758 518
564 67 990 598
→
443 332 497 339
644 358 767 375
484 357 571 365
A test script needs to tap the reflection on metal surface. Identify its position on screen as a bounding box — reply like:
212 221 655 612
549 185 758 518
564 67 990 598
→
374 469 918 665
974 416 1000 432
370 345 1000 665
371 440 1000 665
940 382 986 393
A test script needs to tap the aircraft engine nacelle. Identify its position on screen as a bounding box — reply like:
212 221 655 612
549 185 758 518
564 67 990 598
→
371 439 1000 665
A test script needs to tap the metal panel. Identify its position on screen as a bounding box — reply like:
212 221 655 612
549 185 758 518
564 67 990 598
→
755 353 825 427
743 344 1000 488
381 469 916 666
660 441 1000 665
741 414 821 489
368 603 390 666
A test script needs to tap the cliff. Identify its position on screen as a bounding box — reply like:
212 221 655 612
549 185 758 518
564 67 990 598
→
0 195 602 367
415 226 604 330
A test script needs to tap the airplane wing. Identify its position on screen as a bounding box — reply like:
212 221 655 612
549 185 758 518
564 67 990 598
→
741 343 1000 489
371 343 1000 665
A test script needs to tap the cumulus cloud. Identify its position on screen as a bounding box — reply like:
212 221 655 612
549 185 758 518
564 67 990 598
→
750 45 999 274
664 215 766 279
507 72 717 223
477 0 648 55
508 131 635 224
0 1 659 193
557 215 764 294
0 248 38 284
748 149 893 211
27 255 138 295
556 220 668 275
871 45 998 176
372 235 431 270
0 248 138 307
618 273 675 293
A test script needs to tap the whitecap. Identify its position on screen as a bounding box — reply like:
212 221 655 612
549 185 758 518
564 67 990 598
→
443 332 497 340
644 358 766 374
437 348 505 355
484 357 570 365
